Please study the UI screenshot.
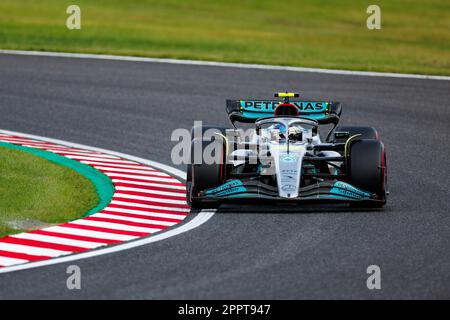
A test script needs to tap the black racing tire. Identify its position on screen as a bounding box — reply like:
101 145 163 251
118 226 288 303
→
187 125 229 208
185 162 193 204
187 138 225 209
331 126 379 143
348 139 386 207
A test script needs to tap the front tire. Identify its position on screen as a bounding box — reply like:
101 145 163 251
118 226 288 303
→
186 137 226 209
348 139 386 207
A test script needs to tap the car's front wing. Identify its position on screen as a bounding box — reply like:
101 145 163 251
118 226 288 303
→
194 179 382 204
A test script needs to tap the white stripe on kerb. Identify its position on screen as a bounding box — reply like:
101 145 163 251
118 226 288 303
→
42 226 138 241
11 233 106 249
70 219 160 233
115 186 185 197
80 161 152 169
0 256 29 267
113 193 187 205
92 213 176 226
51 150 119 158
63 155 136 164
111 179 185 190
105 172 180 183
95 166 169 176
110 200 190 212
102 207 186 220
0 243 70 257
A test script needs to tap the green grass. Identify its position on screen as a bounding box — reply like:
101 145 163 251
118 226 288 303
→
0 0 449 75
0 146 98 237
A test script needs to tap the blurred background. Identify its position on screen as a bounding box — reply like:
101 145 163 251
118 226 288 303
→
0 0 448 75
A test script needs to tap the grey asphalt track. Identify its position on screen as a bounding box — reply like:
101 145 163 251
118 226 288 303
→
0 54 449 299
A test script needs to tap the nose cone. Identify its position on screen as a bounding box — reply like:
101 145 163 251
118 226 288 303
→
272 147 306 199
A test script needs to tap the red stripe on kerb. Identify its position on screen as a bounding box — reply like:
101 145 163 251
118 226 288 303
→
61 223 149 237
0 237 88 252
84 217 168 230
114 182 186 194
0 250 51 261
99 169 167 177
31 230 121 245
108 203 189 215
113 197 189 209
49 151 110 158
107 175 184 186
85 163 156 171
0 137 55 145
117 190 186 201
101 210 183 223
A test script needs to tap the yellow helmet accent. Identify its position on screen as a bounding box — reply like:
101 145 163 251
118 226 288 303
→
275 92 299 98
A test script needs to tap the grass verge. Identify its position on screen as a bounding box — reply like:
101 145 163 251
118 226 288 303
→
0 146 98 237
0 0 448 75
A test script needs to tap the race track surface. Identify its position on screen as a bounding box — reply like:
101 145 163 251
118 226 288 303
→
0 54 449 299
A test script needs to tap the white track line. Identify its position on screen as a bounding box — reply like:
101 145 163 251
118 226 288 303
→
0 129 216 274
1 49 448 81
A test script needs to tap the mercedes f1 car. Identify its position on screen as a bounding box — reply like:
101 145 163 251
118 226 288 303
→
186 92 387 208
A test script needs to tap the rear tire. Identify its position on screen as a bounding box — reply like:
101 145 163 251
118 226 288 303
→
348 139 386 207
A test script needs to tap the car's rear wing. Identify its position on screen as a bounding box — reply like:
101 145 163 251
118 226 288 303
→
226 99 342 125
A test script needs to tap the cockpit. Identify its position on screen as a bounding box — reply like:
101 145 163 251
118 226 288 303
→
256 118 318 144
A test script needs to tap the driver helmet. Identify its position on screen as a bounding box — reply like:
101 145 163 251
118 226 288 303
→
271 123 286 134
268 123 287 141
288 126 303 141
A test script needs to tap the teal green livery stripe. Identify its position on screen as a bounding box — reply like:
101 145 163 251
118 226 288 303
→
0 141 114 217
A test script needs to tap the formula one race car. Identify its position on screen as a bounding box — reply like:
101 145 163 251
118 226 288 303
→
186 92 387 209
